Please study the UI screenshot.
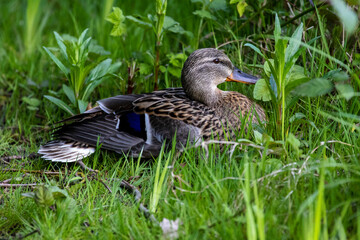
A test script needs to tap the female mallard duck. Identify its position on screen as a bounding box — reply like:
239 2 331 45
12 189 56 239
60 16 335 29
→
39 48 266 162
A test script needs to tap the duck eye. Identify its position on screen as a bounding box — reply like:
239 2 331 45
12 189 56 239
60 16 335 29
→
213 58 220 64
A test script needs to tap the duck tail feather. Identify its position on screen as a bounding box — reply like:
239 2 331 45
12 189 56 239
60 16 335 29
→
38 140 95 162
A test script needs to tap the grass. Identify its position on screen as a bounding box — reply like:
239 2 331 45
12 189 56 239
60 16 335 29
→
1 0 360 239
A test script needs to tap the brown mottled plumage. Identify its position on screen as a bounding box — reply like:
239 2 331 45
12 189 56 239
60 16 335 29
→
38 48 266 162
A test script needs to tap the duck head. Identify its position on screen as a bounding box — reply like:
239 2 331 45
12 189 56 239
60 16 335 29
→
181 48 259 106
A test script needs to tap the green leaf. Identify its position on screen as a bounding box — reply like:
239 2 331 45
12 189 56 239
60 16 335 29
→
209 0 227 11
253 79 272 101
244 43 265 58
82 80 103 101
87 58 112 83
159 65 167 73
43 46 70 76
253 130 263 145
236 0 248 17
327 70 349 82
168 66 182 78
193 10 214 20
106 7 126 36
22 192 35 199
335 84 355 100
274 14 281 44
289 112 306 123
139 63 153 75
285 23 303 63
89 40 111 55
168 52 187 67
22 97 41 107
286 133 300 153
53 31 68 61
62 84 76 105
163 16 191 36
264 59 275 77
126 15 152 28
77 28 89 45
48 186 69 200
293 78 333 97
34 186 55 207
285 65 308 84
44 95 75 115
78 99 88 113
330 0 359 35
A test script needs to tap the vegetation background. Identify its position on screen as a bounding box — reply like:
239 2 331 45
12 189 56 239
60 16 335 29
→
0 0 359 239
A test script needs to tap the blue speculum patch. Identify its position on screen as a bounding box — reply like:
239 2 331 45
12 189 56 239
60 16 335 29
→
119 112 146 139
125 112 142 133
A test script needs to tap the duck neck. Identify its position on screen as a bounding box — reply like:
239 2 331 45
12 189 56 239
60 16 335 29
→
186 85 225 107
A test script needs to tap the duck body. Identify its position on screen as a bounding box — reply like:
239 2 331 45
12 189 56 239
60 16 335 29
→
39 48 266 162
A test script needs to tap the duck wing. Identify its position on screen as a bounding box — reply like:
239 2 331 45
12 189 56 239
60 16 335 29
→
38 88 215 162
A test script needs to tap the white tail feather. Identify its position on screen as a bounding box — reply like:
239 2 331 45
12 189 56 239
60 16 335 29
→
38 140 95 162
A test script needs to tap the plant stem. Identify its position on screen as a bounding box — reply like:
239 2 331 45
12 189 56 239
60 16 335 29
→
154 41 160 90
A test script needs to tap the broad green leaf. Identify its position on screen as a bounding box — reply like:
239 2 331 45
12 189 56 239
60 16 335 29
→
106 7 126 36
87 58 112 83
285 77 310 94
44 95 75 115
48 186 69 200
168 53 187 67
236 0 248 17
327 70 349 82
34 186 55 207
293 78 333 97
139 63 153 75
253 78 272 101
22 97 41 107
193 10 214 20
107 61 122 73
43 46 70 76
78 99 88 113
289 112 306 123
330 0 359 35
209 0 227 11
254 130 263 145
335 84 355 100
244 43 265 58
82 80 103 101
275 39 287 69
89 40 111 55
159 65 167 73
286 133 300 153
62 84 76 105
285 23 303 63
163 16 192 36
285 65 307 84
168 66 182 78
264 59 275 77
126 15 152 28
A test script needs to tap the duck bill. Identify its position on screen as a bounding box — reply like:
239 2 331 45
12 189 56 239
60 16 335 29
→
226 67 259 84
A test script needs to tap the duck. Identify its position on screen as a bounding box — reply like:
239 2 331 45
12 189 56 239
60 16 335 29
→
38 48 266 162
